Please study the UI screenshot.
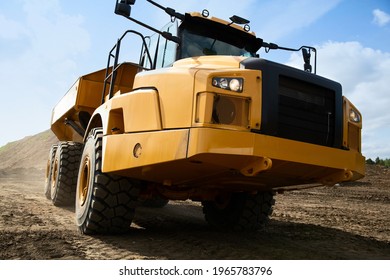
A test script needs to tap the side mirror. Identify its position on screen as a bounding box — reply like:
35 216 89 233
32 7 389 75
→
302 48 312 73
115 0 136 17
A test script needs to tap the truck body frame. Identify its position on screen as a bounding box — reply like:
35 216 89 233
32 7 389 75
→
46 0 365 233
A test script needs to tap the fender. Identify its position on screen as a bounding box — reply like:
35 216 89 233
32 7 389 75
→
83 106 105 142
84 87 163 142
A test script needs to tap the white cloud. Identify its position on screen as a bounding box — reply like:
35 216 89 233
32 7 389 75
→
23 0 90 59
250 0 342 41
0 0 91 147
372 9 390 27
287 41 390 159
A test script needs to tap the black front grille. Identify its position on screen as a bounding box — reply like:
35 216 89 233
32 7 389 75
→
241 58 343 149
278 76 336 146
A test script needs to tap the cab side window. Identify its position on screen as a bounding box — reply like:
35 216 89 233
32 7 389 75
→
155 21 179 68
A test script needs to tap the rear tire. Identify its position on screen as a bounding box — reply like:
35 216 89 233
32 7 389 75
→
75 128 140 234
202 191 275 231
44 144 57 199
51 141 83 206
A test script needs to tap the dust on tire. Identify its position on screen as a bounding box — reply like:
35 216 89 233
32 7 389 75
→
50 141 83 206
75 128 141 234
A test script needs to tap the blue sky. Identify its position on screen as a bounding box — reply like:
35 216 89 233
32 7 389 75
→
0 0 389 160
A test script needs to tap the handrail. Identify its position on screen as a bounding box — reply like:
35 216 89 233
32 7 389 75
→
101 30 153 103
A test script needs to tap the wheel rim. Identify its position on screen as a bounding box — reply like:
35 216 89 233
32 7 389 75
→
51 159 58 192
78 156 91 207
45 159 50 179
45 159 51 185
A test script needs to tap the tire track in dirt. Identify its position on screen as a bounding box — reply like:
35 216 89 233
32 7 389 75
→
1 169 389 260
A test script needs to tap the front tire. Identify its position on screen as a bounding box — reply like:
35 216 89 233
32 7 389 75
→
202 191 275 231
75 128 140 234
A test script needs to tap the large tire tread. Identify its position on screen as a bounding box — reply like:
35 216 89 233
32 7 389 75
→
44 144 58 199
51 141 83 206
77 128 140 235
202 191 275 231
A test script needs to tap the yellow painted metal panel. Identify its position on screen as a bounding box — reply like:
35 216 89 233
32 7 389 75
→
343 97 362 151
187 128 365 178
133 68 196 129
187 128 254 157
102 129 189 173
51 79 80 125
51 63 141 141
193 68 262 131
101 127 364 188
109 89 162 133
173 55 246 69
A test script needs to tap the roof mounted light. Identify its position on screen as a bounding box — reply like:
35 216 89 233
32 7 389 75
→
229 15 250 25
229 15 251 32
202 9 209 17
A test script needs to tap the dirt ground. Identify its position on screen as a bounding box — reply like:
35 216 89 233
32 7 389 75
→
0 164 389 260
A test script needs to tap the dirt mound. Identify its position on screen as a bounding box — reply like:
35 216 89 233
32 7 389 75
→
0 130 57 173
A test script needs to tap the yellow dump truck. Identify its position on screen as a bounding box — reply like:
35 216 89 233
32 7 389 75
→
45 0 365 234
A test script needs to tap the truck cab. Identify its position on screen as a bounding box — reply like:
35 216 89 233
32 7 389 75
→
141 11 260 70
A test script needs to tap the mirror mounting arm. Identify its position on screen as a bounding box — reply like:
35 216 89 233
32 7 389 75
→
115 0 181 44
146 0 185 20
261 41 317 74
119 13 180 44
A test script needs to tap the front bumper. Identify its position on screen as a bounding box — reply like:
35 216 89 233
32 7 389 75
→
102 128 365 189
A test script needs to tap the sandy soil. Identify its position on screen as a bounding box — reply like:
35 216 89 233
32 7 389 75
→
0 164 389 260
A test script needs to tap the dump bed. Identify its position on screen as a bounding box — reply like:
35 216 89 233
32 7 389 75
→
51 63 139 142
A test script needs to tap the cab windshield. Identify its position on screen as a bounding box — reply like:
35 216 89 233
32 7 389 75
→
180 28 256 58
177 14 261 60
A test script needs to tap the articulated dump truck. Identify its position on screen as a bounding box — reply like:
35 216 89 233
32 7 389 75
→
45 0 365 234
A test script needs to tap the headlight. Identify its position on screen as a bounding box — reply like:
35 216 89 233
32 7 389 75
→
343 97 362 152
212 77 243 92
349 108 361 123
212 95 236 124
195 92 250 128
